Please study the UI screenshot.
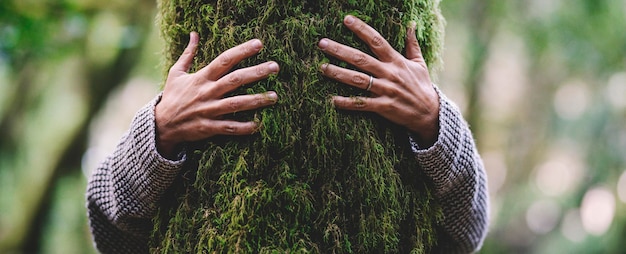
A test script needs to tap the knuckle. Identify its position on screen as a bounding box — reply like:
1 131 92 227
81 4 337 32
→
352 97 367 108
228 74 242 86
255 65 266 76
228 99 241 112
370 35 384 48
220 53 233 66
356 22 366 32
386 85 400 98
380 99 395 113
353 53 369 66
351 74 367 86
224 123 238 134
388 70 403 83
198 85 213 100
199 120 214 135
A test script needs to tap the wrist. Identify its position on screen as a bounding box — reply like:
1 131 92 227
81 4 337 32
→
156 137 180 160
408 116 439 149
155 119 184 160
154 103 181 160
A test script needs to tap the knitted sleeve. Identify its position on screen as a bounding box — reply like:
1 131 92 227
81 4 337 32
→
410 87 489 253
86 95 186 254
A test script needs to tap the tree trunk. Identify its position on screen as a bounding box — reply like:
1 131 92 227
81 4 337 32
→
152 0 445 252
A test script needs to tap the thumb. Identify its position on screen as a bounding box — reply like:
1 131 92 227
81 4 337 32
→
170 32 199 74
405 22 424 62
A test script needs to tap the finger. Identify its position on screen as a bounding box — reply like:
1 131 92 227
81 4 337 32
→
209 92 278 116
203 120 260 136
405 22 424 62
170 32 199 73
199 39 264 80
320 63 389 95
332 96 376 112
209 61 279 97
318 38 387 77
342 15 401 62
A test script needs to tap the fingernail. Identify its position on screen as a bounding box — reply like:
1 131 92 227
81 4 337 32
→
410 21 417 30
251 39 263 50
344 15 355 25
268 62 279 73
190 32 199 44
252 121 262 132
330 96 339 107
320 63 329 72
266 92 278 102
318 39 328 49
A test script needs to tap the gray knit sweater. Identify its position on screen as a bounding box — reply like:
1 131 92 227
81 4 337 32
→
86 90 488 253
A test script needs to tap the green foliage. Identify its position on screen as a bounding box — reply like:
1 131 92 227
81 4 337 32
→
514 0 626 76
0 0 85 66
151 0 445 252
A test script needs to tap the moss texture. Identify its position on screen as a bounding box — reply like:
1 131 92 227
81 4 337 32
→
151 0 445 253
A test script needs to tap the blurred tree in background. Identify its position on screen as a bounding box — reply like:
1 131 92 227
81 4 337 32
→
0 0 157 252
0 0 625 253
440 0 626 253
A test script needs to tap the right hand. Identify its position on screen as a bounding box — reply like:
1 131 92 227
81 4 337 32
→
155 32 280 159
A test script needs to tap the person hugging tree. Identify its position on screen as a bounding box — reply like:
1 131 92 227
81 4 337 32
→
86 0 488 253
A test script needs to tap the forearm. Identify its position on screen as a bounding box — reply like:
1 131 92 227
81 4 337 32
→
86 95 185 253
411 87 489 253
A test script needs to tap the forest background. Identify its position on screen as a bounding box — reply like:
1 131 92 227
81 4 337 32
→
0 0 625 253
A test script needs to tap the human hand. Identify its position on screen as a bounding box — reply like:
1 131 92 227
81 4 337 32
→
155 32 280 158
318 15 440 148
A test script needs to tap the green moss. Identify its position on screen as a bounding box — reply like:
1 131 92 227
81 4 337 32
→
151 0 445 253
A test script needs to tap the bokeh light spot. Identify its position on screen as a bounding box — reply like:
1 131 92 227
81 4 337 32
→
580 187 615 236
606 72 626 111
533 145 585 197
526 200 561 235
553 80 590 120
560 209 586 243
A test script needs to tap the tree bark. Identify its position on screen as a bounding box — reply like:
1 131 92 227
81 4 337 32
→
152 0 445 252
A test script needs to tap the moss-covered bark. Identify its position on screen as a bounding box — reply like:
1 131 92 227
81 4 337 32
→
151 0 445 253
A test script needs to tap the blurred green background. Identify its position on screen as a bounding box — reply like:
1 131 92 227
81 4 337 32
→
1 0 625 253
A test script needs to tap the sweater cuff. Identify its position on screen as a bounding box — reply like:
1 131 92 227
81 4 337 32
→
409 86 473 196
133 93 186 168
117 94 186 220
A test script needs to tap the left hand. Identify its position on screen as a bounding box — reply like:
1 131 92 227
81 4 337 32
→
318 15 440 147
